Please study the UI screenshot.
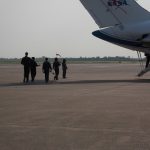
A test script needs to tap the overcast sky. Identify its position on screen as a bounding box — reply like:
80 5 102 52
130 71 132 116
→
0 0 149 58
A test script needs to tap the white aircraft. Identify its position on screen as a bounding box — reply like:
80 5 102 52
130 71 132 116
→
79 0 150 76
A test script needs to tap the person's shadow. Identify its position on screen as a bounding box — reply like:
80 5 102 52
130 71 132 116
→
0 79 150 87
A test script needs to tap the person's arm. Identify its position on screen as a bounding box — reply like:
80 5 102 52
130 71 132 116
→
53 62 55 70
21 58 24 65
48 63 52 72
42 63 45 73
35 62 40 67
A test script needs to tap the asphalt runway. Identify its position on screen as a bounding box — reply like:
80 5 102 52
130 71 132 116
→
0 63 150 150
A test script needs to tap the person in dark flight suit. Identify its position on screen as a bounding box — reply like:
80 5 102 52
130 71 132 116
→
42 58 52 83
30 57 39 82
53 57 60 80
21 52 31 83
62 59 68 78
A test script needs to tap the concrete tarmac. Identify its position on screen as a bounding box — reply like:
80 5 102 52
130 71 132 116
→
0 63 150 150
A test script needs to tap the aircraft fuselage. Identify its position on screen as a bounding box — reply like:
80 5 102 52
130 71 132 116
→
93 20 150 54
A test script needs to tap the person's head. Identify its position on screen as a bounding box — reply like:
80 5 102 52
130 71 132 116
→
63 59 66 63
55 57 58 61
32 57 35 60
45 58 48 61
25 52 28 56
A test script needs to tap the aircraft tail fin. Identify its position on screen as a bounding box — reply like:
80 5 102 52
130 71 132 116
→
80 0 150 28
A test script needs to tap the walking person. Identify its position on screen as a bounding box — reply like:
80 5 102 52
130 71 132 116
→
21 52 31 83
30 57 40 82
53 57 60 80
62 59 67 78
42 58 52 83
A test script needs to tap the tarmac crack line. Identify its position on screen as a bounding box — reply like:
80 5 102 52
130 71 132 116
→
0 124 146 135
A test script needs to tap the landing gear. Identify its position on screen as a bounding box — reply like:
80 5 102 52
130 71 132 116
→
145 53 150 68
137 51 150 77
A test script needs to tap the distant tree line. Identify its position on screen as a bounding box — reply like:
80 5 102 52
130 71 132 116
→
0 56 145 64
